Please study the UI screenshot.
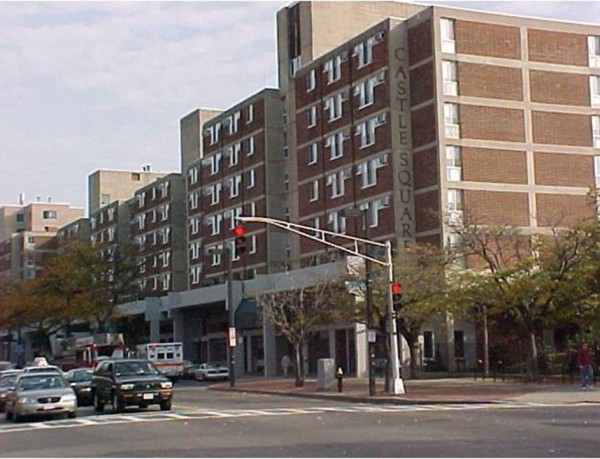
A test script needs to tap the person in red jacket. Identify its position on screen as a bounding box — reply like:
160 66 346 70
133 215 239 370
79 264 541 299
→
577 342 594 391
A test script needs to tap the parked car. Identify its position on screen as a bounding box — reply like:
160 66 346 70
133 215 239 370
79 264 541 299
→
91 359 173 413
193 363 229 381
65 368 94 406
0 370 23 412
183 361 200 380
4 372 77 422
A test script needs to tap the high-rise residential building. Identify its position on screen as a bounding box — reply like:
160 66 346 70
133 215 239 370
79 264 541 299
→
129 173 187 295
88 169 169 215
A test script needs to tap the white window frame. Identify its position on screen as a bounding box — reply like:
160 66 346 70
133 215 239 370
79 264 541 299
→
593 115 600 148
595 156 600 186
327 211 346 233
440 18 456 54
307 106 317 128
590 75 600 107
309 180 319 202
190 241 201 260
324 54 344 84
444 103 460 139
442 60 458 96
588 36 600 68
354 37 375 68
246 136 254 155
327 168 351 198
249 235 257 255
191 265 202 284
247 104 254 124
308 143 318 165
446 145 462 181
188 166 198 185
248 168 256 189
326 131 346 160
190 216 200 235
189 192 199 210
307 69 316 92
447 189 464 212
228 175 242 198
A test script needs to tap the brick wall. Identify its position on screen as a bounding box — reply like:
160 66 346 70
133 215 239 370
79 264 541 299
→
411 104 437 148
456 20 521 60
461 105 525 142
415 190 440 233
413 147 439 190
408 19 432 66
532 111 592 147
464 190 529 226
410 62 434 106
458 63 523 101
528 29 588 67
534 153 595 187
530 70 589 106
463 148 527 184
536 193 595 227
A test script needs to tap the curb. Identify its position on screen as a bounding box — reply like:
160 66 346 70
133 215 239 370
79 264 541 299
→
209 386 502 405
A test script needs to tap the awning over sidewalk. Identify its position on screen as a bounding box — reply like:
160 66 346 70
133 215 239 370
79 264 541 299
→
235 298 261 330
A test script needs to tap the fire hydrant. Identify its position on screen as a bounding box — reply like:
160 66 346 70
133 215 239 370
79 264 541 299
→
336 367 343 392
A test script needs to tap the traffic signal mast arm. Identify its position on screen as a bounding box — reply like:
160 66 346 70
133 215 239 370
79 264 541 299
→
236 216 387 267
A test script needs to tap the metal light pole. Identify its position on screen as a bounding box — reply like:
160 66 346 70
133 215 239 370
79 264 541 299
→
385 241 404 395
226 246 236 388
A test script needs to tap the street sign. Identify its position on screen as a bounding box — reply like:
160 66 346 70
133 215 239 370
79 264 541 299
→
228 327 237 347
368 330 377 343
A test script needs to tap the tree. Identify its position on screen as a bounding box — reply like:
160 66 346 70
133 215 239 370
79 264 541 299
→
449 215 599 380
257 279 347 387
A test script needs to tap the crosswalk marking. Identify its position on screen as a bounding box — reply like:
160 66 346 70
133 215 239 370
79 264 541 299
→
2 401 598 434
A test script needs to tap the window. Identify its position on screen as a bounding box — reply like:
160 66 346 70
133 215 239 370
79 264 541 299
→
590 75 600 107
359 196 390 227
188 192 199 210
138 213 146 230
325 92 347 122
444 103 460 139
326 131 347 160
308 143 318 165
227 144 240 167
43 210 57 219
108 227 115 242
307 69 316 92
246 136 255 155
247 104 254 124
228 175 242 198
589 36 600 67
208 122 221 145
445 146 462 181
189 216 200 235
440 18 456 53
357 154 388 188
107 207 115 222
327 168 351 198
306 106 317 128
188 166 198 185
210 153 222 175
423 331 434 359
355 72 384 108
231 111 241 134
101 194 110 206
328 211 346 233
162 273 171 291
161 204 169 221
16 214 24 223
227 207 242 230
207 183 221 206
27 236 35 244
595 156 600 186
447 189 464 225
159 181 169 198
190 241 201 260
137 192 146 208
309 180 319 202
132 173 141 181
593 116 600 148
323 54 344 84
353 38 375 68
211 246 222 266
208 214 222 236
442 60 458 96
356 114 385 148
248 169 256 188
191 265 202 284
249 235 257 254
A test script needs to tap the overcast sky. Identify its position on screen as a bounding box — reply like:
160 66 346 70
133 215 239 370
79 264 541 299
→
1 1 599 213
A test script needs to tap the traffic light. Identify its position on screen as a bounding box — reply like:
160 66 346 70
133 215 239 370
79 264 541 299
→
391 282 403 311
233 225 247 256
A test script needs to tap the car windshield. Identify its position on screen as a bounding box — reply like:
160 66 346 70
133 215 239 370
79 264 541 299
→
18 375 68 391
26 367 60 374
114 361 158 377
67 370 92 382
0 375 18 388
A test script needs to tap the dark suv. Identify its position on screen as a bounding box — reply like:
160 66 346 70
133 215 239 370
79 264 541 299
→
91 359 173 413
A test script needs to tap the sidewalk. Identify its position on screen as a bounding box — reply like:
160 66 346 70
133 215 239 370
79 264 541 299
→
211 376 600 405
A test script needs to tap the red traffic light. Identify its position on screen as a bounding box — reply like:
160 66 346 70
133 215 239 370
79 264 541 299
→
234 225 246 237
391 282 402 295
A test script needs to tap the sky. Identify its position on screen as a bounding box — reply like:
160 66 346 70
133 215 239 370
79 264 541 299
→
1 1 599 213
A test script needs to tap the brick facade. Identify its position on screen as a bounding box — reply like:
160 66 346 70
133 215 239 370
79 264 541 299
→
532 112 592 147
456 20 521 60
461 105 525 142
530 70 590 106
462 148 528 184
458 63 523 101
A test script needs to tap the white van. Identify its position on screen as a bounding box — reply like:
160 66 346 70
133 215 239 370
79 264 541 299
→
136 343 184 381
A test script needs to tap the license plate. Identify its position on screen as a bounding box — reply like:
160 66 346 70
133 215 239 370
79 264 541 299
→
142 393 154 400
43 404 56 410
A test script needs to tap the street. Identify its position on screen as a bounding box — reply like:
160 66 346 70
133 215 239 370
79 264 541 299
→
1 381 599 457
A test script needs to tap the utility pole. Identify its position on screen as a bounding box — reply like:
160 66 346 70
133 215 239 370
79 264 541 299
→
226 246 236 388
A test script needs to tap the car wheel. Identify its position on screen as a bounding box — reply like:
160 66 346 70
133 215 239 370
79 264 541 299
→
112 393 124 413
160 400 172 411
93 392 104 412
67 411 77 419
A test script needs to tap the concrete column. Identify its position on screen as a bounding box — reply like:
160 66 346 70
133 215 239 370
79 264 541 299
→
328 329 336 360
145 298 162 343
355 322 367 378
445 312 456 372
170 309 185 343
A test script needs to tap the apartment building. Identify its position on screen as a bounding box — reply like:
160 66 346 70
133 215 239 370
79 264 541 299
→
129 173 186 295
184 89 287 289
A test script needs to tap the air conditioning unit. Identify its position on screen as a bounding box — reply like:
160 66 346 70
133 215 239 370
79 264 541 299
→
442 39 456 54
448 210 464 225
444 81 458 96
589 55 600 68
447 166 462 182
445 124 460 139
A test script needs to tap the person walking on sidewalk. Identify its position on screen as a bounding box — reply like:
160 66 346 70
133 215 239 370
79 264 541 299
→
281 354 292 378
577 342 594 390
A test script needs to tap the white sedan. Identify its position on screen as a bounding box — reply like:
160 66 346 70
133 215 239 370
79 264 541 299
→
193 363 229 381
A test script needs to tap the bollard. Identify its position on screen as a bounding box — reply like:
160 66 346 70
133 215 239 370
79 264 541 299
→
336 367 343 393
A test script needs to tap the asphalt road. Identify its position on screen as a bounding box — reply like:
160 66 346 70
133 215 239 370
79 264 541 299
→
1 381 599 457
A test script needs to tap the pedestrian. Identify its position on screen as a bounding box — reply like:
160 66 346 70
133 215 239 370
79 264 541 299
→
281 354 292 378
577 342 594 391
